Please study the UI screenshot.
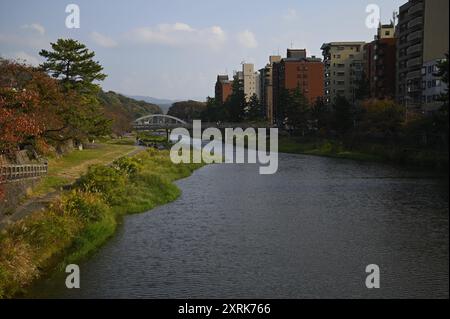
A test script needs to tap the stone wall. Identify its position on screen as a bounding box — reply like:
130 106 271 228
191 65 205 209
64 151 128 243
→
0 150 45 217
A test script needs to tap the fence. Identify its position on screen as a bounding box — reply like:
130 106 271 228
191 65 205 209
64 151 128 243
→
0 163 48 183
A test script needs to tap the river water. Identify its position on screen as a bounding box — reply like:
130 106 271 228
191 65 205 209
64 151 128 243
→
28 153 448 299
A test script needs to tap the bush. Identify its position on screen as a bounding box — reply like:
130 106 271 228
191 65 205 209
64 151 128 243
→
112 157 142 176
61 190 110 222
76 165 127 204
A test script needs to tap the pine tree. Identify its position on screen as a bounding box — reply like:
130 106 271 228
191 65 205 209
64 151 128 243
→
39 39 111 139
40 39 107 95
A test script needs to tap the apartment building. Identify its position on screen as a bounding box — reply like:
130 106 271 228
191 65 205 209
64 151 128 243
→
422 0 449 110
215 75 233 104
241 63 261 102
273 49 324 124
396 0 426 107
363 24 397 99
396 0 448 111
259 55 282 124
321 42 365 104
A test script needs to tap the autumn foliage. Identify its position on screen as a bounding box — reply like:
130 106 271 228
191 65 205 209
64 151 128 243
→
0 60 47 153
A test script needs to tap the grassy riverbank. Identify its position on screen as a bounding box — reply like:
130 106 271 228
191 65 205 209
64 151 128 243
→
32 143 138 196
0 148 203 298
279 136 449 172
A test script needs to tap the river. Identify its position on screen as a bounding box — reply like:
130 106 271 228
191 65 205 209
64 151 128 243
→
28 153 449 299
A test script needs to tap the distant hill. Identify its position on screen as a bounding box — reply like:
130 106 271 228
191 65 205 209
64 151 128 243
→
127 95 179 106
99 91 162 134
167 100 207 121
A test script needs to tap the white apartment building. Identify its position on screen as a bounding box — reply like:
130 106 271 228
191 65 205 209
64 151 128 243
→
242 63 261 102
321 42 366 104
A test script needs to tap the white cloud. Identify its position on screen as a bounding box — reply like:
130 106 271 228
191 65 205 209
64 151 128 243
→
128 22 226 50
283 9 298 21
90 32 118 48
0 23 48 49
237 30 258 49
7 51 41 66
21 23 45 35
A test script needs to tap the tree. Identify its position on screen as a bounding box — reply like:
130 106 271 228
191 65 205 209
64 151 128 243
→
276 88 291 127
355 70 370 101
39 39 107 95
285 87 310 135
0 59 49 154
226 78 247 122
246 94 264 121
39 39 111 139
201 97 228 122
358 99 404 138
311 97 330 133
168 100 206 121
332 95 353 135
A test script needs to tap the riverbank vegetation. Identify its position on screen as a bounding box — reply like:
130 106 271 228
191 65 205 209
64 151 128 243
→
31 142 137 196
0 148 203 298
0 38 161 199
276 92 448 171
203 56 449 172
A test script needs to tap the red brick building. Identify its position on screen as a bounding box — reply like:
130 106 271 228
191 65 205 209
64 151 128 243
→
215 75 233 104
363 24 397 99
273 51 324 123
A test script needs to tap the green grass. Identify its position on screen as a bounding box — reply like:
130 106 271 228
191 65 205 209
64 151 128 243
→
32 143 138 196
278 137 388 162
138 131 167 141
278 136 448 170
0 148 204 298
105 137 137 146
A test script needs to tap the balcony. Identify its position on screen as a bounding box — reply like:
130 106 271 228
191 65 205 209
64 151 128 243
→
407 30 422 42
408 17 423 29
407 57 422 68
407 43 422 55
408 2 423 16
406 70 422 81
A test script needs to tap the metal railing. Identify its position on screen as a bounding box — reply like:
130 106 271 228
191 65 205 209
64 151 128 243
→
0 163 48 183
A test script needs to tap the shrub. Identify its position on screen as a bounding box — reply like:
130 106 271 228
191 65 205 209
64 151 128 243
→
76 165 127 204
61 190 110 222
112 157 142 176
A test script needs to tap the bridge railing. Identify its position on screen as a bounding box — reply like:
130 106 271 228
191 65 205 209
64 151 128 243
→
133 122 274 130
0 163 48 183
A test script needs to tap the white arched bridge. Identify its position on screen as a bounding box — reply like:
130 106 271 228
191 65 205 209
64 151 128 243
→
132 114 271 132
133 114 188 130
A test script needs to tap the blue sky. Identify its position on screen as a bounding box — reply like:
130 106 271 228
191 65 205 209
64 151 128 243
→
0 0 404 100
